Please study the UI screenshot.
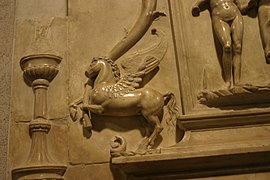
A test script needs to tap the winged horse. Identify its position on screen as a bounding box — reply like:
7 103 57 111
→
70 0 183 153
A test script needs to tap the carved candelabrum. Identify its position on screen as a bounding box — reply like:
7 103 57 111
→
12 54 66 180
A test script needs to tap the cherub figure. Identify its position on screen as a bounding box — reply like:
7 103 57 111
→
238 0 270 63
192 0 244 88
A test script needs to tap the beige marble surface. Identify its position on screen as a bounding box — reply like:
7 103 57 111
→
6 0 270 179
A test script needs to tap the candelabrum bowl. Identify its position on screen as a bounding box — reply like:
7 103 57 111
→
20 54 62 83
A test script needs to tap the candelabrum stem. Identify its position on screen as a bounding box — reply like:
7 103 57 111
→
33 79 49 119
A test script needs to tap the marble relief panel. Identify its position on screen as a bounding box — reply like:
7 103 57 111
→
170 0 270 129
67 0 182 164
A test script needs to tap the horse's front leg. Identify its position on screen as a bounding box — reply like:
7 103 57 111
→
69 98 83 121
81 104 104 114
80 103 105 130
81 81 94 129
82 99 111 115
80 107 92 130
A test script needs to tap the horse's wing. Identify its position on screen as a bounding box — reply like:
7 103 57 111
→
122 55 159 73
115 57 157 90
120 29 167 75
142 55 160 74
106 58 157 94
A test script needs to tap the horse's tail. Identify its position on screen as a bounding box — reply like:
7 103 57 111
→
163 92 181 128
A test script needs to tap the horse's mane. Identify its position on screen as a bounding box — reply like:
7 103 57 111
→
102 57 120 81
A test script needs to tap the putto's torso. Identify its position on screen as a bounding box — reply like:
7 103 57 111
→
210 0 241 21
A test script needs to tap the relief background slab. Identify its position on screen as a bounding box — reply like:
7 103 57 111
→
170 0 270 129
67 0 182 165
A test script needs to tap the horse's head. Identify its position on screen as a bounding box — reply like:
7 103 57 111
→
85 56 120 81
85 56 120 86
85 57 104 79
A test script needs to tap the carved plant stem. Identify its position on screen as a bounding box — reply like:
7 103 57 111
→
107 0 164 61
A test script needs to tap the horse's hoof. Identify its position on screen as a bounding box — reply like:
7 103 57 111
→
85 126 92 131
83 119 92 130
147 148 161 154
83 124 92 130
135 149 147 155
135 145 148 155
110 152 121 157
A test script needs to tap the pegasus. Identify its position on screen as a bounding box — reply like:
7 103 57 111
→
70 0 182 153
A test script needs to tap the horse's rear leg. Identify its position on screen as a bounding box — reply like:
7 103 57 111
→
136 114 163 153
147 115 163 146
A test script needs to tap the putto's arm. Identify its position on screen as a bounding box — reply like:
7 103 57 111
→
192 0 209 16
235 0 258 13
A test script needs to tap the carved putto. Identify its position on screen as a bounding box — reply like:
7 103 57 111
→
192 0 270 107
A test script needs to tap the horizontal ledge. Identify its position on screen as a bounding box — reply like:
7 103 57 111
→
178 109 270 130
112 139 270 179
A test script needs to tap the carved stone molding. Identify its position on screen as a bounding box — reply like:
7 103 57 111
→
112 145 270 179
112 125 270 179
12 54 66 180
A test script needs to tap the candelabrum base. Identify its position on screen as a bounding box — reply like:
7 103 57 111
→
12 165 67 180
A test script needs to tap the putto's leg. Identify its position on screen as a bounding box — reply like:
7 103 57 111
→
212 18 233 88
258 5 270 63
231 15 244 86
